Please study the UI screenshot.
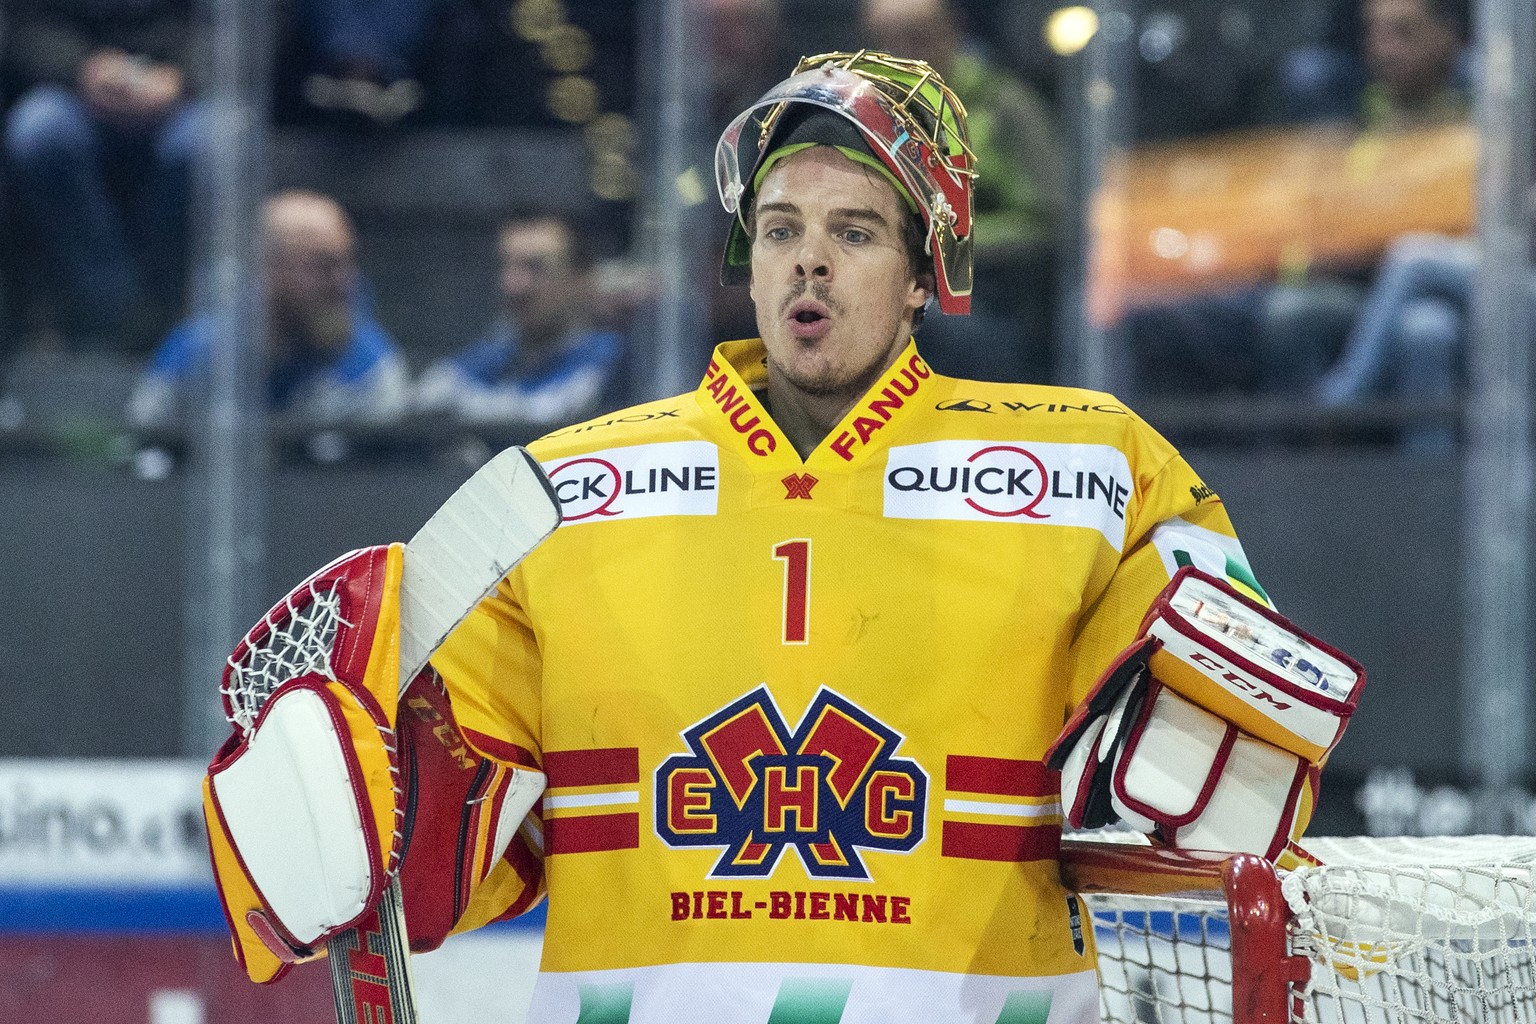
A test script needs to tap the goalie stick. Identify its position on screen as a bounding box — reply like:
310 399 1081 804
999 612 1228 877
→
323 446 561 1024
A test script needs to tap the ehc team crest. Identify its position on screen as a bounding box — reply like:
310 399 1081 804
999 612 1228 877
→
655 687 928 880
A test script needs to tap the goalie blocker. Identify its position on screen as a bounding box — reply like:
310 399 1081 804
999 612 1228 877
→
202 546 546 984
1047 567 1365 862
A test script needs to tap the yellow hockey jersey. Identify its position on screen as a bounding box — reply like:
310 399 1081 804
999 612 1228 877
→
431 338 1266 1024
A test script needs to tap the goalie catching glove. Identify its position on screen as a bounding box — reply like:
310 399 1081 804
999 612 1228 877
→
1046 567 1365 862
201 545 546 983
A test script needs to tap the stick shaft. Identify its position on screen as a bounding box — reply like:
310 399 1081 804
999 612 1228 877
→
327 882 417 1024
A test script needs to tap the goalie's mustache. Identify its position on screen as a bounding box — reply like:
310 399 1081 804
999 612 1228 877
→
779 282 839 319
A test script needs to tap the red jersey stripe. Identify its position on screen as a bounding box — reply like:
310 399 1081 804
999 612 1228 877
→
945 755 1058 798
544 747 642 789
941 820 1062 863
545 812 641 855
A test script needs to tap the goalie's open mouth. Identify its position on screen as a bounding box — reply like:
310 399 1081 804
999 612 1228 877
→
787 299 832 339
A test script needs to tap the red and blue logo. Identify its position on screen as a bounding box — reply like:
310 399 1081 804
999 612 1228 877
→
655 687 928 879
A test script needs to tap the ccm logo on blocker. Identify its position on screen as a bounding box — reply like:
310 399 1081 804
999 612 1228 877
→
883 440 1133 549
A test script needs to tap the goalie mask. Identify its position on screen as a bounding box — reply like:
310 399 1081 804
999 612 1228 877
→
715 50 976 314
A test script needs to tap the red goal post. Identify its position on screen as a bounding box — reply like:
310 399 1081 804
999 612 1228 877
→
1062 837 1306 1024
1061 834 1536 1024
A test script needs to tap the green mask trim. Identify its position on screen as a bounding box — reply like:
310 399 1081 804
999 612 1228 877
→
751 142 920 215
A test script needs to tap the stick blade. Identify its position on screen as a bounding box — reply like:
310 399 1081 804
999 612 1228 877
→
398 446 560 688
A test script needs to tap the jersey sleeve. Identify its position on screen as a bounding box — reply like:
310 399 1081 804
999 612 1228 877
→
430 571 545 770
1065 435 1268 710
426 569 549 932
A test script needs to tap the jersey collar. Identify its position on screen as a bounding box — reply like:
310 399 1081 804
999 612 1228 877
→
695 337 940 468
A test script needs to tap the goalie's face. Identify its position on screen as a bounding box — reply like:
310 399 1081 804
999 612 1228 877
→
748 146 929 403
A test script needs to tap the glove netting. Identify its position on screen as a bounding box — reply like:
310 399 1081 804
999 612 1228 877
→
222 579 351 735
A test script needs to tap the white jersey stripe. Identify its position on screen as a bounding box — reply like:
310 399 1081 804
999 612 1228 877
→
943 798 1063 819
544 791 641 810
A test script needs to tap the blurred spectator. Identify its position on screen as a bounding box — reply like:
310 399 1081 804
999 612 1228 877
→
704 0 790 353
412 210 626 427
1278 0 1471 128
1360 0 1470 126
2 0 207 352
126 190 409 429
1299 0 1474 452
1315 232 1478 455
283 0 438 125
860 0 1065 383
1122 0 1471 404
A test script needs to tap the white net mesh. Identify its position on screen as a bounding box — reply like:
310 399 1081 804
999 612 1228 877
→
1091 891 1236 1024
1291 837 1536 1024
1083 836 1536 1024
222 580 350 735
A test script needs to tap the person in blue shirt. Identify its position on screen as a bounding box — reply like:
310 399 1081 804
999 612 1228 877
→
412 209 626 427
127 189 409 428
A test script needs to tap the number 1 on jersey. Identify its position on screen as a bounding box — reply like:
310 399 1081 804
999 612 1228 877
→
773 539 811 645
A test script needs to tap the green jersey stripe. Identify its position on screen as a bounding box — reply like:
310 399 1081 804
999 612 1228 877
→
576 982 635 1024
766 978 854 1023
995 990 1053 1024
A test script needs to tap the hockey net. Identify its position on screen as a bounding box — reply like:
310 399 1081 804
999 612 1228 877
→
1063 834 1536 1024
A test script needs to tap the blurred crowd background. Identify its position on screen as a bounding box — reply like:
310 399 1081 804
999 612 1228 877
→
0 0 1493 458
0 0 1531 831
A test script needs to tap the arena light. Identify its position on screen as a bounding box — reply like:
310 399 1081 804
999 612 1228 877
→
1045 6 1099 56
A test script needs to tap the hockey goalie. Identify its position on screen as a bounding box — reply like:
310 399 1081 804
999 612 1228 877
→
194 48 1371 1024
